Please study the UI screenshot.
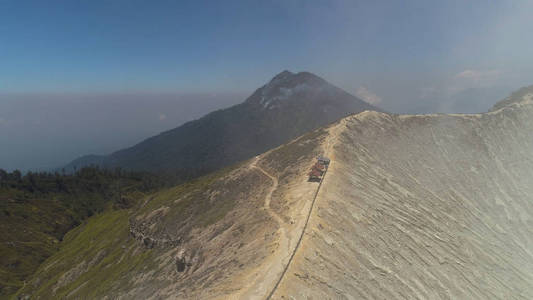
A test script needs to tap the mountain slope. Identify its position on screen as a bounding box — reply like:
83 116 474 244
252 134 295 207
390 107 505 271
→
17 126 330 299
18 87 533 299
66 71 378 174
274 89 533 299
0 168 162 299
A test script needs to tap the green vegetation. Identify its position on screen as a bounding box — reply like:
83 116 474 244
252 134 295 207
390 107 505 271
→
0 167 162 299
1 127 325 299
15 209 154 299
7 163 243 299
4 121 326 299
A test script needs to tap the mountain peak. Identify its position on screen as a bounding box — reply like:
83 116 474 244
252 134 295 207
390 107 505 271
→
270 70 294 82
64 71 377 173
268 70 326 86
251 71 333 109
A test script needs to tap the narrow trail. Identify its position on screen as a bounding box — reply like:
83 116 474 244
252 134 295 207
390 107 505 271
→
236 158 291 300
251 159 286 233
238 122 344 300
265 121 344 300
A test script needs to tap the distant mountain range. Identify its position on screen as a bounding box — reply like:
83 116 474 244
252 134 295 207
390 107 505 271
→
65 71 380 173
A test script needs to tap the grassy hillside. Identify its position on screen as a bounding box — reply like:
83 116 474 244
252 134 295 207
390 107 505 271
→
0 168 162 299
14 125 328 299
14 209 152 299
13 163 246 299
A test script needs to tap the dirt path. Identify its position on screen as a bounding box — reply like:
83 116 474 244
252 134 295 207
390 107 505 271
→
251 159 287 233
235 158 291 300
237 121 344 300
265 121 344 299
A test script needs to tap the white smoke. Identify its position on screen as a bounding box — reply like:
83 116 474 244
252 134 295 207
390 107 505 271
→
355 86 382 105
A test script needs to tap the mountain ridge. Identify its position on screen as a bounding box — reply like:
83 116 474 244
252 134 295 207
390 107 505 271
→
490 84 533 111
65 71 379 174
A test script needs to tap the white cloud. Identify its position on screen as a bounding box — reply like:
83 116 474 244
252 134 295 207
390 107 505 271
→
0 117 5 125
355 86 382 105
158 113 167 121
455 69 500 82
447 69 502 95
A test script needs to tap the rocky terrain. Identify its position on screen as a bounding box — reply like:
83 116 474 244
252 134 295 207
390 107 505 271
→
274 87 533 299
15 86 533 299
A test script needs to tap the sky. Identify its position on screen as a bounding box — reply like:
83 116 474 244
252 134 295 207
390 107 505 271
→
1 0 533 171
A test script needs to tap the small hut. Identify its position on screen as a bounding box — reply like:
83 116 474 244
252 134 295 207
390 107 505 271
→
317 156 331 165
308 169 322 182
308 156 330 181
313 162 326 172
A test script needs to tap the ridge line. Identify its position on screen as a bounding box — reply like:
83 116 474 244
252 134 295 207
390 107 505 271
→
265 160 329 300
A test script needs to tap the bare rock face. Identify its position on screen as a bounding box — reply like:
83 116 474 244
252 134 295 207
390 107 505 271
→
490 84 533 111
274 93 533 299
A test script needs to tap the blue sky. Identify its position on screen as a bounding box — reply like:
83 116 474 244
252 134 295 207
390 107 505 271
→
2 0 531 95
1 0 533 170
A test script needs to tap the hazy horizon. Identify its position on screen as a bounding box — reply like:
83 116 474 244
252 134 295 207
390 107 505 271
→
1 0 533 171
0 80 518 172
0 92 245 171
